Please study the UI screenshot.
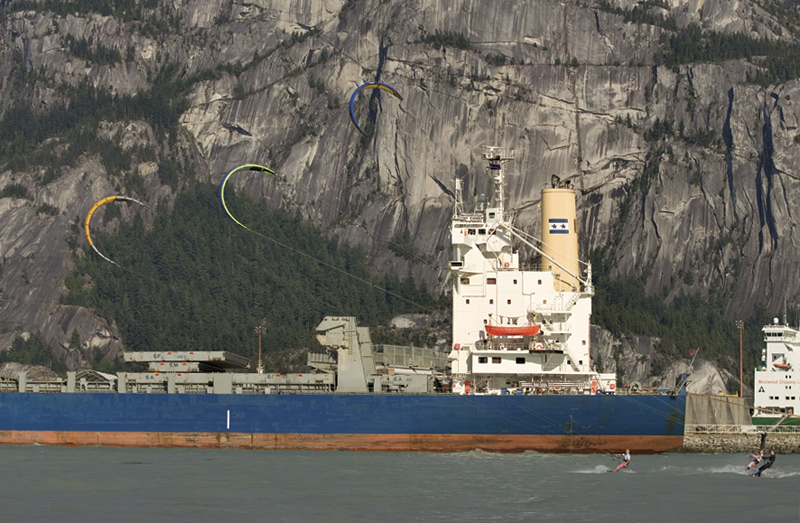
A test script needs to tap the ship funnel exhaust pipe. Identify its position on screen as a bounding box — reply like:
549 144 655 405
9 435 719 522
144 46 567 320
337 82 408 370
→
540 188 579 292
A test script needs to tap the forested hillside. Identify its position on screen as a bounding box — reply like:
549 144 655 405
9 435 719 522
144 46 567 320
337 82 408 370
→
55 182 436 371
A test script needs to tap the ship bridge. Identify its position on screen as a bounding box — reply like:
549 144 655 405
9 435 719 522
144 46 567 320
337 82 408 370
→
447 147 612 396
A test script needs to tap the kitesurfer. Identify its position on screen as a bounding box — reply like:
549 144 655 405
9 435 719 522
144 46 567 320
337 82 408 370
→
746 450 763 471
752 450 775 477
613 450 631 472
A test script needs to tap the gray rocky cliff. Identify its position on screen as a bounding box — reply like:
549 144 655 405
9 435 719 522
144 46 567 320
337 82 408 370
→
0 0 797 389
590 325 738 395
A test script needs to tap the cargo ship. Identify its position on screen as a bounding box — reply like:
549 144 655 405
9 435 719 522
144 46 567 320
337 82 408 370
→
0 147 686 453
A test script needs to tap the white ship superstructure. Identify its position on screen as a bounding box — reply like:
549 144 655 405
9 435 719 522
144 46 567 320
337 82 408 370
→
753 318 800 419
447 147 616 395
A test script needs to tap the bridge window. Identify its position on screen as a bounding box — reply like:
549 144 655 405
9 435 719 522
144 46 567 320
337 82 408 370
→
478 357 488 364
461 277 470 284
516 357 525 364
487 278 497 285
492 357 501 364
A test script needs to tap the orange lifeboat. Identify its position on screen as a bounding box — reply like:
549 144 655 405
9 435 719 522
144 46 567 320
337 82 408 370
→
485 324 541 337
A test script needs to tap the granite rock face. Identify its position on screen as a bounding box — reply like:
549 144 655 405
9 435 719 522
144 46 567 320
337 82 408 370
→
0 0 797 387
590 325 739 395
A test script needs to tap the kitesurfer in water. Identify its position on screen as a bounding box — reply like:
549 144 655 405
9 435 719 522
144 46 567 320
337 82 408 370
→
752 450 775 477
613 450 631 472
746 450 763 471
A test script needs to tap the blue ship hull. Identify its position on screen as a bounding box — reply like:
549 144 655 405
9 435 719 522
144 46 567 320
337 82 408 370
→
0 391 686 453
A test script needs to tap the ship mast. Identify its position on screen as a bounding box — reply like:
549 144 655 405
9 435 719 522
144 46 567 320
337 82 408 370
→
453 178 464 218
483 146 513 223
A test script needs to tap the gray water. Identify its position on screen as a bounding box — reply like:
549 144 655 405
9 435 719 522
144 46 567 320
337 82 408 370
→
1 446 797 522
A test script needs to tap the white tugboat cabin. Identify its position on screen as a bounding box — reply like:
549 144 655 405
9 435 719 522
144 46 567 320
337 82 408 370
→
753 317 800 422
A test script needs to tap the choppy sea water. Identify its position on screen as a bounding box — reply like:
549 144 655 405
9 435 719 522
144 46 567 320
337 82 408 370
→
0 446 797 522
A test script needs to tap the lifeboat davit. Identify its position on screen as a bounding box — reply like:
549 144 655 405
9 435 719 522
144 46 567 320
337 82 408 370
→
485 324 541 337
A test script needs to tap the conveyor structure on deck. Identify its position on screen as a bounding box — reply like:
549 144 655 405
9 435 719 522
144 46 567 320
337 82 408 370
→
1 321 439 395
124 351 250 371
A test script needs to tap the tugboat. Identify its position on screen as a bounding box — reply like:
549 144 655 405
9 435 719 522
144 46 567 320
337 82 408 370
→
752 317 800 427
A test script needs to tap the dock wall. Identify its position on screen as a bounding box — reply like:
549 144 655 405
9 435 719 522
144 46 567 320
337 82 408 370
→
681 432 800 454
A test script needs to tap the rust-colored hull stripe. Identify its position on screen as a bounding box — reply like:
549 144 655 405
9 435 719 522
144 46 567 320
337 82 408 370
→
0 431 684 454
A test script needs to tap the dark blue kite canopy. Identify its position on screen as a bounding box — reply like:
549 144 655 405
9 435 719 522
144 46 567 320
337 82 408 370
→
348 82 403 137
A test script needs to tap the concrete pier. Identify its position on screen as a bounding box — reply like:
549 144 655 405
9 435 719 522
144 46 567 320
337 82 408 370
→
680 432 800 453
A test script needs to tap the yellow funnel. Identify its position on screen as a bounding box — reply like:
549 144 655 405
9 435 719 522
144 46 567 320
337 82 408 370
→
541 188 579 291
